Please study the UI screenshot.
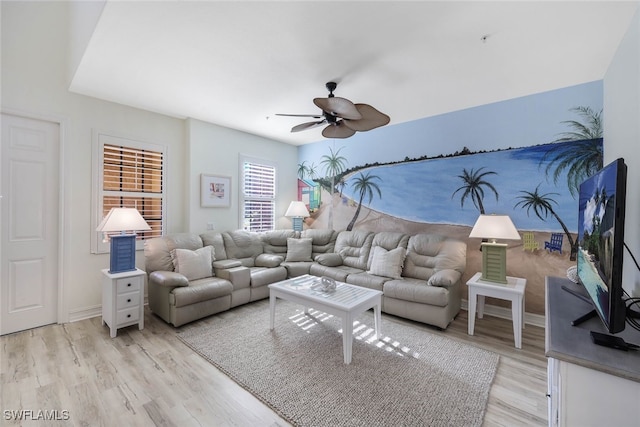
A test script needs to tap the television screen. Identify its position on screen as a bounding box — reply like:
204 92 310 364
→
577 158 627 334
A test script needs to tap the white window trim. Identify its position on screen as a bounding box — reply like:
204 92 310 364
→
238 154 278 231
91 130 167 254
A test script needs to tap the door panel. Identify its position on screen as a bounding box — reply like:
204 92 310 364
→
1 113 59 335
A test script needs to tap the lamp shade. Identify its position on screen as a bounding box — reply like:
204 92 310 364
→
284 201 310 218
96 207 151 233
469 214 521 241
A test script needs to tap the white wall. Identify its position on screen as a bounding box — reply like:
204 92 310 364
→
604 7 640 297
1 1 187 321
186 119 298 232
1 1 299 322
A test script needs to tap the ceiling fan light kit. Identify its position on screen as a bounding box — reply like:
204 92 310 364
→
277 82 390 139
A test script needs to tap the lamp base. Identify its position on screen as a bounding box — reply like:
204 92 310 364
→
480 242 508 284
109 234 137 274
291 217 303 232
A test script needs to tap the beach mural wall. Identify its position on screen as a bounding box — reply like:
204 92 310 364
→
297 81 603 316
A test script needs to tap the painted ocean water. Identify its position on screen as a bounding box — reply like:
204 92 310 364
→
341 145 579 232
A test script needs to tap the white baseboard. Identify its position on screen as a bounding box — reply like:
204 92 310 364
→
68 305 101 323
461 299 545 329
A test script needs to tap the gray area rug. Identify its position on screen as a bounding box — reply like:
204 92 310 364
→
177 301 499 427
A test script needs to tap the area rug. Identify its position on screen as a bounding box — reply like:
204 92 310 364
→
177 301 499 427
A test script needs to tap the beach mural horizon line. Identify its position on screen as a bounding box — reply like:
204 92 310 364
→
336 141 595 233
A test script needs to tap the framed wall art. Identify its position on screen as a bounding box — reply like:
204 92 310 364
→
201 174 231 207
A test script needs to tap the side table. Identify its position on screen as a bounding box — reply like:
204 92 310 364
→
466 271 527 349
101 268 146 338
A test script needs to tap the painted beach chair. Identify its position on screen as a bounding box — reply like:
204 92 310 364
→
522 232 539 251
544 233 564 254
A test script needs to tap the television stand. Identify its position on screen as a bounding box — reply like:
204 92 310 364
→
560 285 598 326
546 277 640 427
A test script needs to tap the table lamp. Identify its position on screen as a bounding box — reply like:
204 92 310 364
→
469 214 521 284
96 207 151 273
285 201 310 232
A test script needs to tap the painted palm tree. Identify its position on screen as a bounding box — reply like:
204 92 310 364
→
297 161 318 180
320 146 348 229
515 185 577 260
338 177 347 198
346 172 382 231
542 106 603 196
451 167 499 214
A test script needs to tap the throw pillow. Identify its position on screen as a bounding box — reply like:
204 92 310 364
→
171 246 214 281
285 238 313 262
367 246 406 279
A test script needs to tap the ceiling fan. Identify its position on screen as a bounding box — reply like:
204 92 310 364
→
277 82 390 139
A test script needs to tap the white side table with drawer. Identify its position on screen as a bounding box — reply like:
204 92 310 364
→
101 268 146 338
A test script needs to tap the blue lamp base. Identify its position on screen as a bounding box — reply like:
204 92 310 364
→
109 234 137 274
292 217 303 232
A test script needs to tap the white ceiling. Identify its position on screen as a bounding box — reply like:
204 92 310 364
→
70 1 639 146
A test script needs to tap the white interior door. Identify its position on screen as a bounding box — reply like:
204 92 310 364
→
1 113 59 335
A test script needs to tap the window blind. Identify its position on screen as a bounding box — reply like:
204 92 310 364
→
242 159 276 232
102 144 164 240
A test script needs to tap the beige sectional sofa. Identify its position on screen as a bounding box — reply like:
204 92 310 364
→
144 228 466 329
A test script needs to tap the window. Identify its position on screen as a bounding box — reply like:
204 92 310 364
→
240 156 276 232
93 132 166 253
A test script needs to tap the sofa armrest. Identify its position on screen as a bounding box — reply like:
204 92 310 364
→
427 269 462 288
255 253 284 268
149 271 189 288
213 259 242 269
314 253 343 267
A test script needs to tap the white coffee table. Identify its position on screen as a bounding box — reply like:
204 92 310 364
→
269 275 383 364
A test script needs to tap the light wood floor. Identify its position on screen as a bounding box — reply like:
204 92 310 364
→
1 301 547 426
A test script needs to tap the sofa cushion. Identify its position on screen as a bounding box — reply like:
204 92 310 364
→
403 234 466 281
170 277 233 308
171 246 214 281
314 253 343 267
261 230 298 256
200 231 228 260
427 269 462 288
334 230 374 270
383 278 449 307
301 229 338 257
345 272 387 291
255 253 284 268
222 230 264 259
367 246 406 279
285 237 313 262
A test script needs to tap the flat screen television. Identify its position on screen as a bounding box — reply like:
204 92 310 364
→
576 157 627 334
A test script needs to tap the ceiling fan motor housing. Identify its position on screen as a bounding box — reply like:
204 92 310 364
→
326 81 337 96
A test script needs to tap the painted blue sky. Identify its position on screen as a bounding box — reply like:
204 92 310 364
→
298 81 603 167
298 81 603 233
340 143 591 232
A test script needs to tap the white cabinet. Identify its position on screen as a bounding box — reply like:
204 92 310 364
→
101 268 145 338
547 356 640 427
545 277 640 427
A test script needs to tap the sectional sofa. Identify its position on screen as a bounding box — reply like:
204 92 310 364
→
144 229 467 329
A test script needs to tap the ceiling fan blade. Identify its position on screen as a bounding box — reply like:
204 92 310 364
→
291 120 326 132
322 122 356 139
276 113 323 118
342 104 390 132
313 97 362 120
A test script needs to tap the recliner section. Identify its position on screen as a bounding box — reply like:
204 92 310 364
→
144 228 466 329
